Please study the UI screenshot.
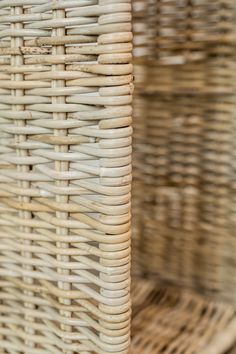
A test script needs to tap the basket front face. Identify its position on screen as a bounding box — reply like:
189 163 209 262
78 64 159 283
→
0 1 132 353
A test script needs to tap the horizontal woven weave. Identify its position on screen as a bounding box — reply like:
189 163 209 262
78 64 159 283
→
131 0 148 276
132 0 236 304
131 278 236 354
0 1 132 353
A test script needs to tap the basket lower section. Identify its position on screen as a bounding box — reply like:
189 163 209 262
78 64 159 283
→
131 278 236 354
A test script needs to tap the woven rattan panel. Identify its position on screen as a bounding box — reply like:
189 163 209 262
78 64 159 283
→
131 0 148 275
131 278 236 354
132 0 236 303
0 1 132 353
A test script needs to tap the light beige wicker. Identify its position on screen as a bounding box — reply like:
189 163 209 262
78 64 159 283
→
1 1 236 353
0 1 132 353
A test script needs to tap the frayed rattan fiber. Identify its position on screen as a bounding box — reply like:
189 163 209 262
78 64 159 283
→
0 1 132 353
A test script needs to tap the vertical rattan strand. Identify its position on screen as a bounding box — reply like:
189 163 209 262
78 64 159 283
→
11 4 35 350
52 8 72 354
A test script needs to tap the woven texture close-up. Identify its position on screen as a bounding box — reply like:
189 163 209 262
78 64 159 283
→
131 278 236 354
132 0 236 305
1 0 236 353
0 1 132 353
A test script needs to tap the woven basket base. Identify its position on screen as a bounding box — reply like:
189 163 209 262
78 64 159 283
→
131 278 236 354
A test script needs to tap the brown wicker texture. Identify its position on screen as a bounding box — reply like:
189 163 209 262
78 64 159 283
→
131 94 146 275
131 0 149 275
131 278 236 354
132 0 236 304
0 1 132 353
132 0 149 61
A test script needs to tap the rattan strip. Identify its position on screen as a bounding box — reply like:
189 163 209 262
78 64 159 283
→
131 278 236 354
0 1 132 353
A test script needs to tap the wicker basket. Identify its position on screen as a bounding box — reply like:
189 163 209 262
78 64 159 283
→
131 0 149 275
0 1 132 353
130 0 236 352
131 277 236 354
132 0 236 304
1 1 236 353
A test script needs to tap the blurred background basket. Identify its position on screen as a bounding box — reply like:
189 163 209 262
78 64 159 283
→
131 1 236 353
132 0 236 304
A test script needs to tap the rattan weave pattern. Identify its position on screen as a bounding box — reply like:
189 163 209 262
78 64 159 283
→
0 1 132 353
132 0 236 303
131 278 236 354
131 0 148 275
